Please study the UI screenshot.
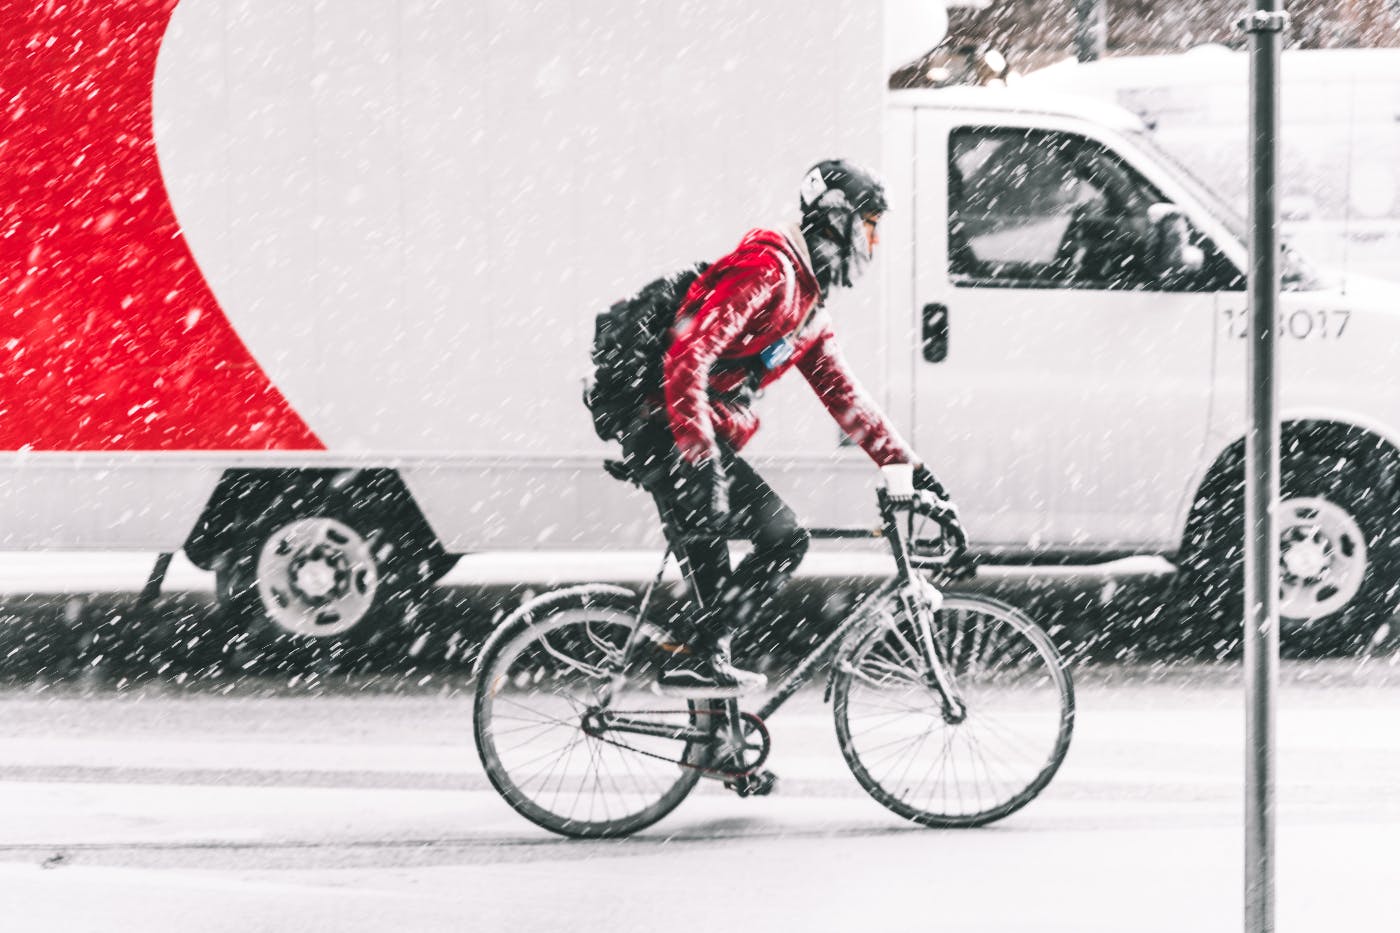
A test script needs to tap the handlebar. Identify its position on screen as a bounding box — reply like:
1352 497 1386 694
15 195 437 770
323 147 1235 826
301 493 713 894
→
809 488 977 582
604 457 977 581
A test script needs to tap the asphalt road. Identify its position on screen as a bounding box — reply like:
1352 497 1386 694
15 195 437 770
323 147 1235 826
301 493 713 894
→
1 553 1397 930
2 662 1400 932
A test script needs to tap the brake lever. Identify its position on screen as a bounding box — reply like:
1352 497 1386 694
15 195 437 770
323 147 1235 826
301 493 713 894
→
911 491 975 580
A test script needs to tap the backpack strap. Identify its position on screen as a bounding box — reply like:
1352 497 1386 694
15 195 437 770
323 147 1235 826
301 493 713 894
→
705 243 815 391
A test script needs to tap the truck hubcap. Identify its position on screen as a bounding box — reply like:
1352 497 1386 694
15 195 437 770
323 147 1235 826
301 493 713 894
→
1277 497 1366 622
256 518 379 637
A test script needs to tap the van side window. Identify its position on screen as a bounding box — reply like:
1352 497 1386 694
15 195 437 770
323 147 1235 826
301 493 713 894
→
948 126 1238 291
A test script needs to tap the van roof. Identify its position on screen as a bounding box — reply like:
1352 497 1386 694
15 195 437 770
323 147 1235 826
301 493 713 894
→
1025 46 1400 90
887 85 1146 133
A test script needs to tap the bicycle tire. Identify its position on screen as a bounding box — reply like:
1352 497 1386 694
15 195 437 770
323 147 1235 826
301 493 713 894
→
473 589 708 838
832 593 1074 828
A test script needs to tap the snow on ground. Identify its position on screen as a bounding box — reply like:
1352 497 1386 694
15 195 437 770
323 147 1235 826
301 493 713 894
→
0 553 1389 930
2 777 1397 932
0 681 1397 931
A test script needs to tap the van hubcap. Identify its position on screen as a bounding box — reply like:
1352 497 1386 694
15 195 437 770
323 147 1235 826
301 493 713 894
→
256 518 379 637
1277 497 1366 622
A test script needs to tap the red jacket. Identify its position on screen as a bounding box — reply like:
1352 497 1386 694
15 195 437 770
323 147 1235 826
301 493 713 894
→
662 225 915 467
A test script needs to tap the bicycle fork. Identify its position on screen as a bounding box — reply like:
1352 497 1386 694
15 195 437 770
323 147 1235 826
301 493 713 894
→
899 580 967 725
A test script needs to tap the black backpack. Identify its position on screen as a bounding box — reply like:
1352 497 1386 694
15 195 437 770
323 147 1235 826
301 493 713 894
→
584 263 709 442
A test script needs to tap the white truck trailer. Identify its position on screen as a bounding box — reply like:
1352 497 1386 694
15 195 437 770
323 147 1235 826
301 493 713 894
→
5 1 1400 650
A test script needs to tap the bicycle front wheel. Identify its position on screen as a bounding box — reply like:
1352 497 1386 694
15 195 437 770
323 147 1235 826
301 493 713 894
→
833 593 1074 827
473 589 708 838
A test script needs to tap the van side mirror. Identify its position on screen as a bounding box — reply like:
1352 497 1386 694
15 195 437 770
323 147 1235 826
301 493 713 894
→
1147 203 1205 281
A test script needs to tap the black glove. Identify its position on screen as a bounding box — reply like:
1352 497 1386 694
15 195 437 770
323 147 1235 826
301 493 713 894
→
934 501 975 580
673 457 730 531
924 498 980 577
912 464 951 500
911 465 972 575
930 496 967 541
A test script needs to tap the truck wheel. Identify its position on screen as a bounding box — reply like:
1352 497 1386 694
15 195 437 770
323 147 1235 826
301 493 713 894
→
216 513 422 643
1179 456 1400 655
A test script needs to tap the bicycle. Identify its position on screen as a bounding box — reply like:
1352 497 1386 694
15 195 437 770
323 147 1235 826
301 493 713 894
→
472 459 1075 838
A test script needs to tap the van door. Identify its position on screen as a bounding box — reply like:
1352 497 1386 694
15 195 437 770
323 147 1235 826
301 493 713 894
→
910 111 1240 555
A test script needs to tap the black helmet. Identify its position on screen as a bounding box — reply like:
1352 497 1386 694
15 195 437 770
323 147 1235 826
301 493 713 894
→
799 159 887 292
799 159 888 218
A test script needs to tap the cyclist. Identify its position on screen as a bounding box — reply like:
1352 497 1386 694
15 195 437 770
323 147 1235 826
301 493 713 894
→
625 159 961 698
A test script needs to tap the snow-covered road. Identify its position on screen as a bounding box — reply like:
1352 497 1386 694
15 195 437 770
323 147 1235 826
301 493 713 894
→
2 673 1399 932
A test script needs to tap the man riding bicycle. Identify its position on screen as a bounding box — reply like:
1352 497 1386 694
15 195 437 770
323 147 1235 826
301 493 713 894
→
624 160 963 698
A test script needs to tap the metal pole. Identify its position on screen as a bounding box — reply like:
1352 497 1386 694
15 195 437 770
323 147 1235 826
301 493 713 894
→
1074 0 1106 63
1239 4 1288 932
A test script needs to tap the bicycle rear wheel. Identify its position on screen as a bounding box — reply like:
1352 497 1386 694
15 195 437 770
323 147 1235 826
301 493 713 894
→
473 590 708 838
833 593 1073 827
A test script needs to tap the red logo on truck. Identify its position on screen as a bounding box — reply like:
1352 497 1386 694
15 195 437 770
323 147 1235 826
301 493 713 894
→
0 1 322 451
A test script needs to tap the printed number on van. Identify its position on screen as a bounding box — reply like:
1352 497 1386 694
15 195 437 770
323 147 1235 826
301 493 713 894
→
1222 308 1351 340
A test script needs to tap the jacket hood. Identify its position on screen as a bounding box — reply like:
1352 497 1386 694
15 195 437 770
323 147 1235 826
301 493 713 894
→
733 224 820 295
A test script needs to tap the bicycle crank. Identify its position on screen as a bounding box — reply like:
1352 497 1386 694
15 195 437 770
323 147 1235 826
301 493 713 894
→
709 710 772 777
579 707 772 780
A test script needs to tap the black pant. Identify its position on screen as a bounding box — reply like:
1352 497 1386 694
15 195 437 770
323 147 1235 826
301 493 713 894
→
623 423 810 648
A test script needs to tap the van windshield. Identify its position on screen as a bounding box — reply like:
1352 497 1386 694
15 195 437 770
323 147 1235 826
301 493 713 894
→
1126 127 1326 290
1126 128 1245 240
1123 74 1400 283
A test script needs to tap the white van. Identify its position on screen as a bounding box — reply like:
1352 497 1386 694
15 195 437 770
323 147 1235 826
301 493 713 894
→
6 3 1400 651
1023 46 1400 283
881 85 1400 649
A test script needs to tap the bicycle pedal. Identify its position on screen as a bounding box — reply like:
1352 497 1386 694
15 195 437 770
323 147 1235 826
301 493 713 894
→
724 768 778 798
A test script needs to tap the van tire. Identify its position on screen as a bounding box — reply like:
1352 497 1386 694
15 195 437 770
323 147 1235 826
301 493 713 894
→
214 511 430 655
1177 455 1400 656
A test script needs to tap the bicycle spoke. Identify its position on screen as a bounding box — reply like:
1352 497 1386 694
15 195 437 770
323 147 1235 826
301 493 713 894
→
491 696 582 726
852 653 927 688
885 719 942 796
857 716 944 769
543 730 587 812
843 685 937 716
582 736 608 825
881 617 928 675
490 717 573 756
845 706 929 740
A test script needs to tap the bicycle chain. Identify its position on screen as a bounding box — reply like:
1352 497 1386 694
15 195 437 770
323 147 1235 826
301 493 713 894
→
580 708 770 779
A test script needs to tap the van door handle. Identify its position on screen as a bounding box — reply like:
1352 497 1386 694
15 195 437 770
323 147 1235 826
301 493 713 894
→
922 303 949 363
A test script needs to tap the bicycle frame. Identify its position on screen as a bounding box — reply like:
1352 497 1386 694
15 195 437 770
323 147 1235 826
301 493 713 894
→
604 487 964 742
476 468 1072 833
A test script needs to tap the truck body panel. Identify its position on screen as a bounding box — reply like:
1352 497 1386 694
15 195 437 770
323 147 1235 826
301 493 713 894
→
1 0 891 551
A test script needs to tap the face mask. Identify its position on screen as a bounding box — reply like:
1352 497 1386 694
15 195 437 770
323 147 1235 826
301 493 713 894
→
846 214 872 283
849 213 871 261
804 208 867 292
808 233 845 294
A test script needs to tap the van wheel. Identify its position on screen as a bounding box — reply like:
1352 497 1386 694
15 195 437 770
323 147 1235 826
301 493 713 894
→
1178 456 1400 655
216 513 421 646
